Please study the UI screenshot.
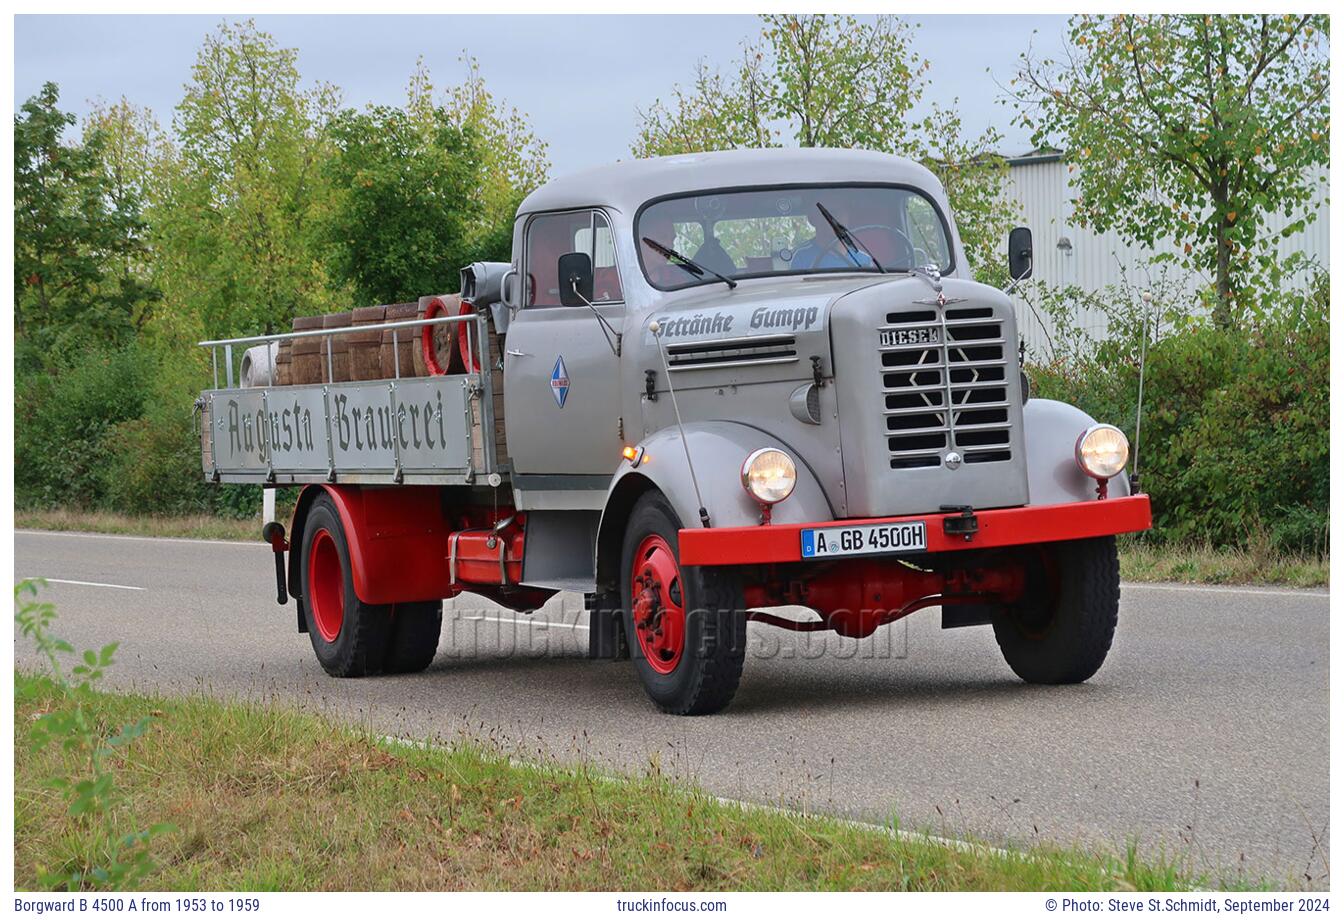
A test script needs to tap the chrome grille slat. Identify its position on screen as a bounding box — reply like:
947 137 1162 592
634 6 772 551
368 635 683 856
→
880 307 1013 468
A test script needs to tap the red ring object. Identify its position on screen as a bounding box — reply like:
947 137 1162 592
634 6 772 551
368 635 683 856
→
456 298 482 374
420 296 463 376
629 534 685 674
307 528 345 643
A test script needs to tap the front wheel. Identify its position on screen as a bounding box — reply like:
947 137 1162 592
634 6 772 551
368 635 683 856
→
620 493 746 715
992 536 1120 684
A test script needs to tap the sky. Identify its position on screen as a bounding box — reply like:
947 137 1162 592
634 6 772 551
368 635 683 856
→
14 14 1069 176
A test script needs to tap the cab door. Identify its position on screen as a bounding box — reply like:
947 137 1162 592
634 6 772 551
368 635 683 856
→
503 209 625 476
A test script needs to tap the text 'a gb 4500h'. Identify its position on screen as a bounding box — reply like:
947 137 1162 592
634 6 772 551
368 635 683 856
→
197 147 1151 715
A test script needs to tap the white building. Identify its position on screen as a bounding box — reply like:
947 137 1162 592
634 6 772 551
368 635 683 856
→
1002 149 1329 358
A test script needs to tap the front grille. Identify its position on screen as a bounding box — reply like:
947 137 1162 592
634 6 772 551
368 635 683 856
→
879 306 1013 470
666 333 797 370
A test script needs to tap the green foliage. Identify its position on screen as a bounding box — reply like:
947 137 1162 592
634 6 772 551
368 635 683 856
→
634 14 930 155
15 345 155 509
1029 271 1328 554
15 581 173 889
156 20 344 338
631 14 1015 284
1011 14 1330 327
15 25 547 519
320 105 482 303
14 83 156 371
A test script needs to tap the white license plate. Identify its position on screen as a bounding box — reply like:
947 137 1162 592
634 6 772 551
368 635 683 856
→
800 521 927 559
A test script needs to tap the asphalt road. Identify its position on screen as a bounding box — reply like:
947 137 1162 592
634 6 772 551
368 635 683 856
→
14 529 1330 887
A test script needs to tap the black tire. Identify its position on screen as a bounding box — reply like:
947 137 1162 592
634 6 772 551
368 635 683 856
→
619 492 746 715
992 536 1120 684
300 496 392 677
384 601 443 674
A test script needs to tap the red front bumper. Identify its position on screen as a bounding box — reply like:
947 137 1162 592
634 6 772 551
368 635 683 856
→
679 494 1152 567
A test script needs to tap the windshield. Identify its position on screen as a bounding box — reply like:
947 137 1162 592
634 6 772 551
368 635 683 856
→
637 185 953 290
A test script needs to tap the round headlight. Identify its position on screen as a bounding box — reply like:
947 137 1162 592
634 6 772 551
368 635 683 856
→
1075 424 1130 480
741 448 797 505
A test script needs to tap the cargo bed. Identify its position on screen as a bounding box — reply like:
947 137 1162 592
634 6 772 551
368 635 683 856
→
198 311 507 486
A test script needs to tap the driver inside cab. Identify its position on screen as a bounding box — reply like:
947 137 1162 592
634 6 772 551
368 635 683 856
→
791 195 887 270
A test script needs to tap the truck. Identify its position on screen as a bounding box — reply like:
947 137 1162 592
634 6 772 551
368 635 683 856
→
197 147 1152 716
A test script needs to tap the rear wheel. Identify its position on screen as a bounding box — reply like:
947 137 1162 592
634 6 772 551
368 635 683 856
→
992 536 1120 684
620 493 746 715
300 496 392 677
384 601 443 674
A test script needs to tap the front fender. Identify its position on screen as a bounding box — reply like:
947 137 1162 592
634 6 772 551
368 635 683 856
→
593 421 833 590
1023 399 1132 505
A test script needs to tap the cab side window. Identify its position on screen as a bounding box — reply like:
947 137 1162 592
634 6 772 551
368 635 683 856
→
525 210 623 307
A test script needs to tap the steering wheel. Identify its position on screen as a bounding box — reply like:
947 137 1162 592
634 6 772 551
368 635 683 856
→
814 224 915 270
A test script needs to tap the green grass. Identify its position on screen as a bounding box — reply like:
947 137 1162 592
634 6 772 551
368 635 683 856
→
15 509 260 542
15 509 1329 588
14 672 1243 892
1118 536 1328 588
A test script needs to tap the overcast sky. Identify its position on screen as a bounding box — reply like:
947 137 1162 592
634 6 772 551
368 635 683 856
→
15 14 1069 175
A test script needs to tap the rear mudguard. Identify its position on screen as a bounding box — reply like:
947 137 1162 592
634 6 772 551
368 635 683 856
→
288 484 454 606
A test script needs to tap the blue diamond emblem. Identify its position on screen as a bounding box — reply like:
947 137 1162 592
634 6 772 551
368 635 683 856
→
549 356 570 408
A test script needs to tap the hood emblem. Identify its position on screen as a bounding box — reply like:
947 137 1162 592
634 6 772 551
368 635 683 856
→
913 293 967 308
550 356 570 408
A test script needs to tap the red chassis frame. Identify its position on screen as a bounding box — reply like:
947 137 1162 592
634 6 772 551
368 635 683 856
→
679 495 1152 567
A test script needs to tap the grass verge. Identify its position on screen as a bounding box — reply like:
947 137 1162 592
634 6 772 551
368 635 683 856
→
15 509 1329 588
15 509 260 542
15 672 1232 892
1117 536 1327 588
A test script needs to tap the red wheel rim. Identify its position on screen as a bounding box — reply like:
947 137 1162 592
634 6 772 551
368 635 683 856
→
629 534 685 675
456 298 482 374
308 528 345 642
420 296 463 376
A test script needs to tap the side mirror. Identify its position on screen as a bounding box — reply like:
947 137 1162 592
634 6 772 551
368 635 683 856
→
500 267 519 314
558 252 594 307
1008 226 1033 282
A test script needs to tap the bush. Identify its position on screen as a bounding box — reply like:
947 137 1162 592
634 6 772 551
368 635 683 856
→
1029 271 1328 555
15 345 155 510
15 341 264 520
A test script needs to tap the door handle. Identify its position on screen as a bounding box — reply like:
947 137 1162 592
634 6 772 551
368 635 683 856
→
506 348 530 358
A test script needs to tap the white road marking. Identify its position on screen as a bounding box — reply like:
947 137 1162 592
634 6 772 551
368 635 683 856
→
28 577 145 591
18 529 1328 600
1122 582 1328 600
17 529 258 548
458 614 588 631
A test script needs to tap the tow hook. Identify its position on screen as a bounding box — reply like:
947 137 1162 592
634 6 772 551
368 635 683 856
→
940 505 979 542
262 521 289 605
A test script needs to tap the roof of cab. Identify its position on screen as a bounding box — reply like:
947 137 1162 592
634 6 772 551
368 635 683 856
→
517 147 946 217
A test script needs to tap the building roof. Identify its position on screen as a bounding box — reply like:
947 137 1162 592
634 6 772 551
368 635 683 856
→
1005 146 1064 167
517 147 948 216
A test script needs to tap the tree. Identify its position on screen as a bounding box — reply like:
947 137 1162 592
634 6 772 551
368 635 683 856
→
921 103 1016 287
14 83 150 366
410 56 551 262
635 15 929 156
631 15 1016 284
157 20 343 338
1011 14 1329 327
82 98 168 332
320 104 483 304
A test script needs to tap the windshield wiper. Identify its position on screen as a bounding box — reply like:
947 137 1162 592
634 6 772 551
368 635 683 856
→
814 202 887 274
642 237 737 290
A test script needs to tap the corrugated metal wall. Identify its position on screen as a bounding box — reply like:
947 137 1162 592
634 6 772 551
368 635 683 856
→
1002 158 1329 358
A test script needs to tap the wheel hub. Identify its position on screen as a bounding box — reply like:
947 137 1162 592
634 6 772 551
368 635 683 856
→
629 535 685 675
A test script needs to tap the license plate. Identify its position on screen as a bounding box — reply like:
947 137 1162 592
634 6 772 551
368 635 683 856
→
800 521 928 559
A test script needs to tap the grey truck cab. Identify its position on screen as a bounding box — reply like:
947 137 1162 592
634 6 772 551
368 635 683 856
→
200 147 1151 715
